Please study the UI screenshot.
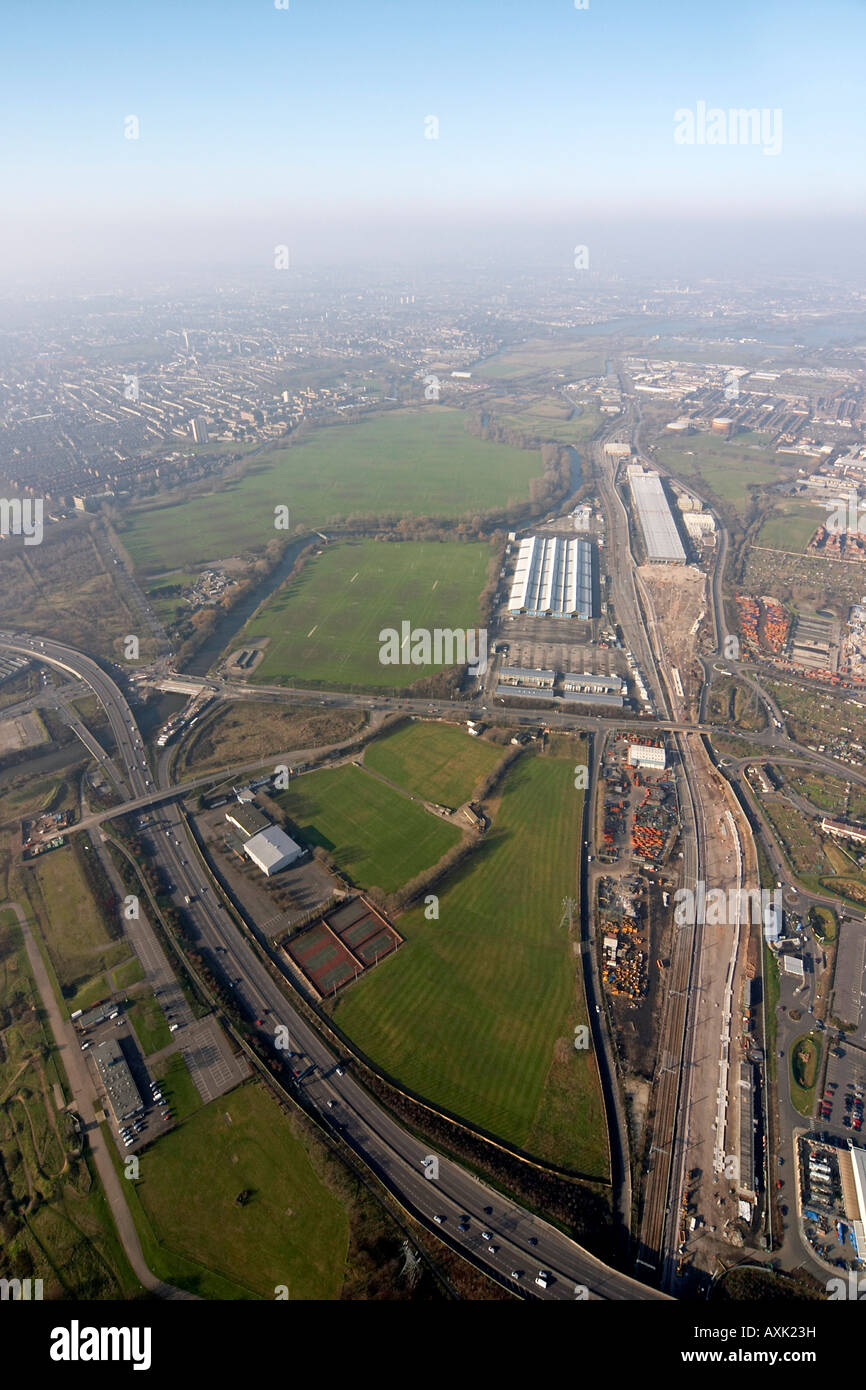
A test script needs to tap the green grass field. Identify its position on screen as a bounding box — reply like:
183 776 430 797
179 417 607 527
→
364 721 502 807
334 750 608 1174
492 394 603 445
654 431 792 512
128 992 173 1055
790 1032 822 1117
122 1082 349 1299
120 408 541 572
755 500 825 552
476 340 607 381
276 763 460 894
809 906 837 944
111 956 145 990
151 1053 203 1122
241 539 490 689
24 847 134 1011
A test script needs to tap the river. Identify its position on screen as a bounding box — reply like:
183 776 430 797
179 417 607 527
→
184 534 312 676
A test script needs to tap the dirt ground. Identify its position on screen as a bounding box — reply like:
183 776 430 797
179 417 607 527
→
678 736 764 1280
0 711 46 756
637 564 708 721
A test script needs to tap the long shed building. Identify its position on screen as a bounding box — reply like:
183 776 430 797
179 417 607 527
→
508 536 594 619
626 466 686 564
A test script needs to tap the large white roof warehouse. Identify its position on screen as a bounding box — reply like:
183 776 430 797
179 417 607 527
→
508 536 594 618
626 466 686 564
243 825 303 876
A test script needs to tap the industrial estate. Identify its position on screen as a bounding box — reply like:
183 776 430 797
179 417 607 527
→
1 0 865 1351
4 273 866 1314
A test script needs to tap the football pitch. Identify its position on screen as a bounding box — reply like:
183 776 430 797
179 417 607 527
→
239 539 490 689
363 720 502 808
276 762 461 894
333 749 608 1175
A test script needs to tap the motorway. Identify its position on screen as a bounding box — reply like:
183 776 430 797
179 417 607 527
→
0 631 667 1302
5 444 861 1301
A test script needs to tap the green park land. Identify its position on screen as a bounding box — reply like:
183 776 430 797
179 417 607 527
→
120 408 540 572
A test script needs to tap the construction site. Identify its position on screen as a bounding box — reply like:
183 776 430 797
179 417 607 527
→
594 733 682 1085
21 808 74 860
635 562 708 721
670 742 769 1286
598 734 679 870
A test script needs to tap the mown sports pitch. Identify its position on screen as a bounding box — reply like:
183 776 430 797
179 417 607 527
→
239 539 490 689
276 763 460 894
120 407 541 572
364 720 502 807
333 749 608 1175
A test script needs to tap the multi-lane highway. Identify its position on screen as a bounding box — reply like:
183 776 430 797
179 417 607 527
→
0 630 667 1302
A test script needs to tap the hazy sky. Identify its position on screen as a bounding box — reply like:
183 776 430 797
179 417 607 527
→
1 0 864 283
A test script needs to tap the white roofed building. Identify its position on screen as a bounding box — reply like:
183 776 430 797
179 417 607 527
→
243 826 303 876
508 536 594 619
628 743 666 770
626 466 686 563
763 900 783 945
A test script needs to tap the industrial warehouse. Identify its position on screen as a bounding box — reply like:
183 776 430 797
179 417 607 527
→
495 667 626 707
561 673 627 707
508 535 595 619
626 465 686 564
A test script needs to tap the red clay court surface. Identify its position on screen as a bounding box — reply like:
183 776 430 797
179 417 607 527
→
283 896 402 996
